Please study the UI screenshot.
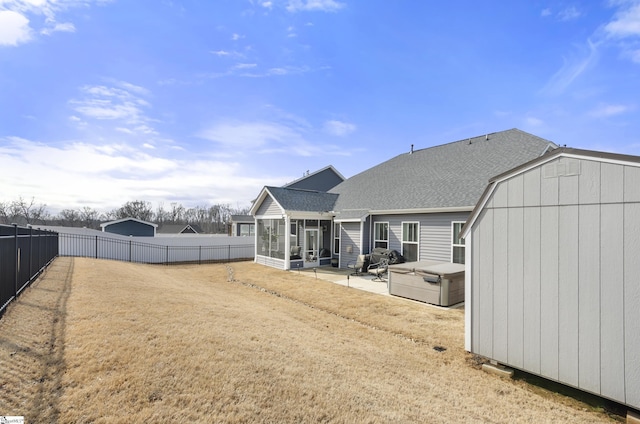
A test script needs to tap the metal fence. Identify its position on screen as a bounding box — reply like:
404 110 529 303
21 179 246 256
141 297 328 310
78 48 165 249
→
0 224 59 316
58 232 254 264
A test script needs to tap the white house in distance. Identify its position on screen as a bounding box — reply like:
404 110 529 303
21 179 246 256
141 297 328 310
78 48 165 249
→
461 147 640 414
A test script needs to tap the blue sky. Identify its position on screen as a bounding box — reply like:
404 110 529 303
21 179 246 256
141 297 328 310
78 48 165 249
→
1 0 640 213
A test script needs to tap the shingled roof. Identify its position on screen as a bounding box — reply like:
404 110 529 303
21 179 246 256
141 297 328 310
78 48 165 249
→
265 186 339 213
329 128 556 213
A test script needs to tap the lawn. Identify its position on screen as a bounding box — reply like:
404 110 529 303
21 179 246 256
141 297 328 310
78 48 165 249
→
0 257 619 423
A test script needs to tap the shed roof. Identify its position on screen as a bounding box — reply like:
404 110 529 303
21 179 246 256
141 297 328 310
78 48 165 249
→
460 146 640 238
100 217 158 229
329 128 556 213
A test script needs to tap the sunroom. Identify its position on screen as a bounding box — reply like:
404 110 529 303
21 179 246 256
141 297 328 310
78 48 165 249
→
250 186 338 270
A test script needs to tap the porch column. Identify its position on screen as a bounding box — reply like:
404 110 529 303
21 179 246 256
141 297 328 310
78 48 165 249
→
284 215 291 270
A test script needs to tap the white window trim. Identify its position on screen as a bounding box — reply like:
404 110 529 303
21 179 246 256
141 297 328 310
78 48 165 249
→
401 221 419 261
451 221 466 264
373 221 389 249
333 222 341 255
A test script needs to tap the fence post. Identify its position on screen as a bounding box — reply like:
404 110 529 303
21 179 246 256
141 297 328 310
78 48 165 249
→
129 239 132 262
95 235 98 259
166 245 169 266
199 246 202 265
13 223 18 299
28 226 33 279
228 244 231 263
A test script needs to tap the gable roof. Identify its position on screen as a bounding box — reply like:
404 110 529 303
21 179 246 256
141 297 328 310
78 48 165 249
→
250 186 339 216
329 128 556 213
461 146 640 238
157 223 201 234
283 165 345 192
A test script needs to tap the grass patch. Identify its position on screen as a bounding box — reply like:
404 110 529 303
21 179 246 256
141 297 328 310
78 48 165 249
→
0 258 621 423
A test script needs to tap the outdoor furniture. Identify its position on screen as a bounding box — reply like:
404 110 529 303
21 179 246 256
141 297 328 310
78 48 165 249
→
367 257 389 282
290 246 302 260
347 254 368 275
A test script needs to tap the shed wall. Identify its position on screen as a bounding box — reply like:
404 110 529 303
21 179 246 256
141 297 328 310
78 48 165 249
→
104 221 155 237
470 157 640 410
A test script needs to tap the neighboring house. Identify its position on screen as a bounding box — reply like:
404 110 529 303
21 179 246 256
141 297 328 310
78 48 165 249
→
461 147 640 412
230 215 255 237
157 223 201 234
283 165 345 192
100 217 157 237
251 129 557 270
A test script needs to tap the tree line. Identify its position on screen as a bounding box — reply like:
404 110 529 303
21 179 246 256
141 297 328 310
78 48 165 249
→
0 197 250 234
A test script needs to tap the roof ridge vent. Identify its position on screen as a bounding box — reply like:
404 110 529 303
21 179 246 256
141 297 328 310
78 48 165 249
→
485 134 489 141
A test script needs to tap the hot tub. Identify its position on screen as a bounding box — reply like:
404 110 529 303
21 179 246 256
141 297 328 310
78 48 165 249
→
388 260 465 306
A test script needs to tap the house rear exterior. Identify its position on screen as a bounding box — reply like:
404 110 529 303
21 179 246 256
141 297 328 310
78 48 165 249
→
251 129 557 271
461 148 640 412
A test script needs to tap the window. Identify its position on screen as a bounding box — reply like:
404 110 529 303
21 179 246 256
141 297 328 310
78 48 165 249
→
452 222 465 264
333 223 340 254
402 222 419 262
257 218 286 259
239 223 254 237
374 222 389 249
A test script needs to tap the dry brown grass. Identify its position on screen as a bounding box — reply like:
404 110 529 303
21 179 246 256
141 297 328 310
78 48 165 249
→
0 257 621 423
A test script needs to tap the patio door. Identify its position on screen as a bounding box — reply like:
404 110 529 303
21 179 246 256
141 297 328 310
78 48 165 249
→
304 228 319 267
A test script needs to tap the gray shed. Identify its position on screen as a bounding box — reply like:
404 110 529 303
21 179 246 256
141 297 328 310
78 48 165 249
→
100 217 158 237
461 147 640 411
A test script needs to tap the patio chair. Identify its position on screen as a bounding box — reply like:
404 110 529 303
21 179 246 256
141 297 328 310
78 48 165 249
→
347 254 367 276
367 257 389 282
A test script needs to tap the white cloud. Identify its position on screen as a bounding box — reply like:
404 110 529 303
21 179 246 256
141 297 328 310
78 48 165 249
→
605 2 640 37
541 8 551 17
0 0 107 45
286 0 345 13
558 6 582 21
198 121 303 149
324 119 356 136
524 116 544 127
261 1 272 9
231 33 244 40
540 38 599 95
588 103 633 118
40 21 75 35
0 136 267 212
69 82 155 135
233 63 257 70
0 10 32 45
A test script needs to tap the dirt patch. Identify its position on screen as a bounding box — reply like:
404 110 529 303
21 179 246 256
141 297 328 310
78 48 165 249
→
0 258 621 422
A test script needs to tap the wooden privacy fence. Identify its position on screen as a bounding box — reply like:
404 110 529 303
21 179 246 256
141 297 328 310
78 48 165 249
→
58 233 254 265
0 224 59 316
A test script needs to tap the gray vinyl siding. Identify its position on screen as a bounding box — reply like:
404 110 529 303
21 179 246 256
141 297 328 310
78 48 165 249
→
339 222 362 267
255 255 286 270
469 157 640 410
256 195 283 216
372 212 469 262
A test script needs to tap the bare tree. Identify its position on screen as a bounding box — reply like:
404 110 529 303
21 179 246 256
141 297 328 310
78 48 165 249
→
79 207 101 228
112 200 155 221
59 209 81 226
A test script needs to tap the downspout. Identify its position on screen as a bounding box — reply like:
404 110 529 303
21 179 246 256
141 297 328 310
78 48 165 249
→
464 231 472 351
